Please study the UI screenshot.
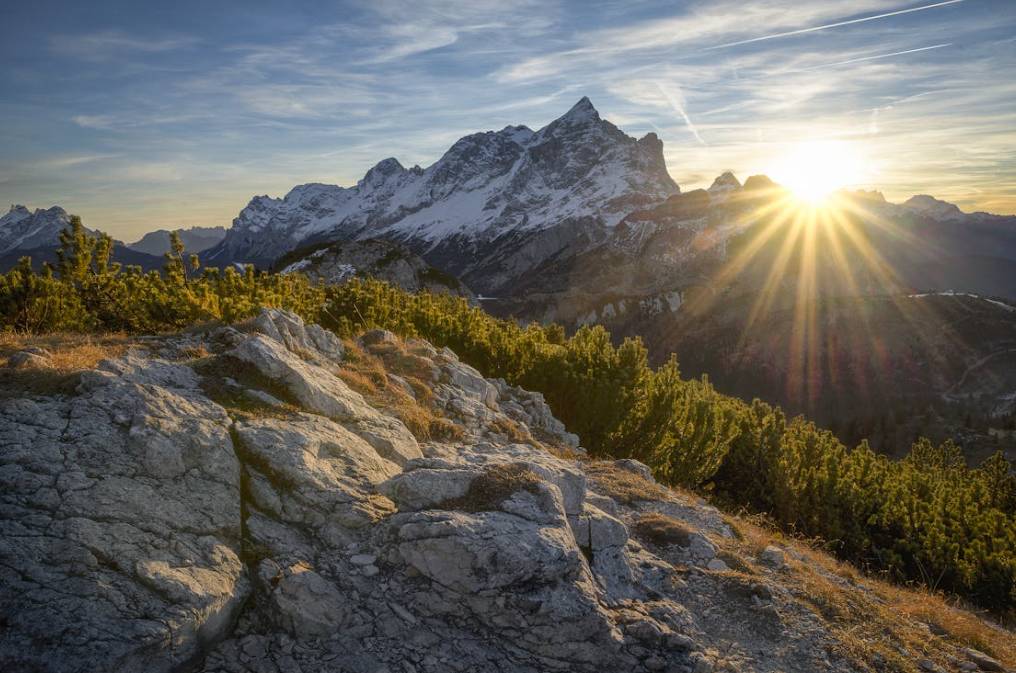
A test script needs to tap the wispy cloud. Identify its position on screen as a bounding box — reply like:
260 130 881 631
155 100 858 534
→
50 30 197 61
2 0 1013 237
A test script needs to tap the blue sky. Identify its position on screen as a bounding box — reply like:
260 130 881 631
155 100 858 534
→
1 0 1014 240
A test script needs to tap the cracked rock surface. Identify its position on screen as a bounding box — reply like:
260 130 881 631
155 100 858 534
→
0 309 969 673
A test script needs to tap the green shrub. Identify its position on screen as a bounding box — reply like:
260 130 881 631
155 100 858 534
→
4 218 1016 615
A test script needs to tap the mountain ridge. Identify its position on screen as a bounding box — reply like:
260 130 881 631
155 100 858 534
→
203 97 680 290
127 225 227 256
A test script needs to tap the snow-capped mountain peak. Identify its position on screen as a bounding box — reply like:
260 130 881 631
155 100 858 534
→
555 96 600 126
0 205 74 256
205 97 681 282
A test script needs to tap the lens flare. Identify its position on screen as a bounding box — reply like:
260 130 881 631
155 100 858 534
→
769 140 866 204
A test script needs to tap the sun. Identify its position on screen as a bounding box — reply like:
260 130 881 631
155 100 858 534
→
769 140 866 204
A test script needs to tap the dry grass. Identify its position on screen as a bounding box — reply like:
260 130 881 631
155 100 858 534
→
363 340 437 382
487 416 533 443
713 513 1016 673
584 461 671 505
632 512 694 547
0 332 135 397
338 338 459 442
437 463 542 512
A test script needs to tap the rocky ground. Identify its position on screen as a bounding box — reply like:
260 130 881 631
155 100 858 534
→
1 311 1014 673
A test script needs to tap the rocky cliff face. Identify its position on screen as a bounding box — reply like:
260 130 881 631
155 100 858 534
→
273 238 475 300
203 98 679 291
1 311 1009 673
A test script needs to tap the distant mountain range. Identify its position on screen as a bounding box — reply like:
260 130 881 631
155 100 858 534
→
5 97 1016 458
0 207 228 272
0 205 164 272
127 226 226 256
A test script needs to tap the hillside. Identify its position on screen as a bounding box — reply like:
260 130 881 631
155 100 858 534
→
271 238 474 299
600 290 1016 459
3 309 1015 673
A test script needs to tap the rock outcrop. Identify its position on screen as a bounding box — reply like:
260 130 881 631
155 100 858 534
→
1 309 1005 673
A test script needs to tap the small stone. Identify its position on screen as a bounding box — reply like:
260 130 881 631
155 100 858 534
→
612 458 654 482
706 558 729 572
244 388 286 407
665 633 695 651
7 350 49 368
759 545 785 568
961 648 1005 672
359 329 399 347
644 655 667 671
350 553 378 566
362 564 380 577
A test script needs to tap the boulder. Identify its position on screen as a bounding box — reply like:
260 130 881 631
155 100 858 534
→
235 413 400 535
230 334 421 465
252 308 344 363
264 561 348 637
395 509 583 593
0 355 248 673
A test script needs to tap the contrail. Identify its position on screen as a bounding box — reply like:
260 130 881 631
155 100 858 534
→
655 82 706 145
798 42 953 71
706 0 965 50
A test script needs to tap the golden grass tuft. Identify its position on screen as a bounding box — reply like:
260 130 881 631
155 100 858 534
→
632 512 694 548
711 511 1016 673
337 337 455 442
584 461 671 505
0 332 134 397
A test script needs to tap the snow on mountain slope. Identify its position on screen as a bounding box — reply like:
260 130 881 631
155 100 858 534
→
204 98 679 280
0 205 76 255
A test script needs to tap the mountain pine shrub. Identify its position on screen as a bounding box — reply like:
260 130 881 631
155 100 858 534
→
2 220 1016 614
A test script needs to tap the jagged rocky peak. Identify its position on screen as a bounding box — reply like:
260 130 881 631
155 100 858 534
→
205 96 681 287
359 157 407 189
557 95 601 125
0 204 74 256
4 204 32 220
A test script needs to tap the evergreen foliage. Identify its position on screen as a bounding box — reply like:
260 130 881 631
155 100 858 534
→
3 220 1016 614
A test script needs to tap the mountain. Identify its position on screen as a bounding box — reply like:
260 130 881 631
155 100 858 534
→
127 225 226 256
272 238 474 299
0 204 164 272
0 205 81 255
204 97 679 291
2 307 1010 672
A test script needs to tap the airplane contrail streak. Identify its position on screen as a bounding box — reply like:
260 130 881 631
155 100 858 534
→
797 43 953 71
706 0 965 50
